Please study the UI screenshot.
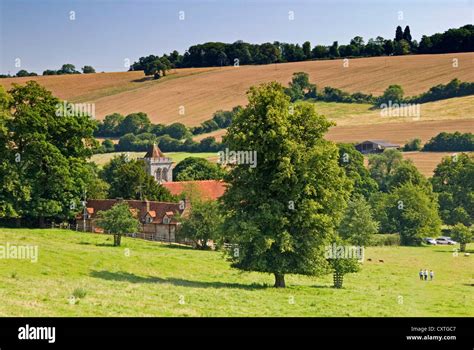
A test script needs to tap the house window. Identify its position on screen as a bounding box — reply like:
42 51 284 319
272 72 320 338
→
162 168 168 181
163 216 170 224
155 168 162 182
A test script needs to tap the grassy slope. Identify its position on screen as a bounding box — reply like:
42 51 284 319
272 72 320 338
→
194 96 474 143
0 228 472 317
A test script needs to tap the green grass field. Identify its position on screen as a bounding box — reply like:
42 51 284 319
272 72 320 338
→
0 228 472 317
90 152 218 167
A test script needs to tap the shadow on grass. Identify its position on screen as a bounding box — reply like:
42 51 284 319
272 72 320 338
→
131 77 153 83
89 270 267 290
433 249 474 254
158 244 195 250
310 284 335 289
95 243 116 247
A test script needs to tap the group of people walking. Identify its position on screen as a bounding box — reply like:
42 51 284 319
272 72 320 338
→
419 269 434 281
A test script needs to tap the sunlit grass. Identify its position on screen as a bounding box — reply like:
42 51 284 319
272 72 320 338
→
0 228 472 316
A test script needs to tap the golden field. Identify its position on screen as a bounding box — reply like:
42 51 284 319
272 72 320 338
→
1 53 473 126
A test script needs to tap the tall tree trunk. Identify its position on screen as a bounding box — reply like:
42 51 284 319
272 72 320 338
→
460 243 466 253
274 273 286 288
39 216 45 228
333 272 344 289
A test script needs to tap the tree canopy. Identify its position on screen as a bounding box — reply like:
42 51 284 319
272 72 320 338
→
173 157 226 181
96 202 140 246
221 82 352 288
0 81 99 224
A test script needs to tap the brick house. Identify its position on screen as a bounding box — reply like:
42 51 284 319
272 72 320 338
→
76 199 190 242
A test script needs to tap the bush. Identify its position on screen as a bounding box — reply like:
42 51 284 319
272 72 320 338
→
72 288 87 299
409 79 474 104
102 139 115 152
423 132 474 152
377 85 404 105
163 122 189 140
370 234 401 246
173 157 226 181
403 138 422 151
192 107 241 135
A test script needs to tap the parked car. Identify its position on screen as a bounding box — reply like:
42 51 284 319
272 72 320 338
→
435 237 457 245
424 237 437 245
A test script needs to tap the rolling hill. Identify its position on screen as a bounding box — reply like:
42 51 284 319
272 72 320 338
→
1 53 473 151
1 53 473 126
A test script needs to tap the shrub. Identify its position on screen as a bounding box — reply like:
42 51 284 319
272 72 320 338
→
403 138 422 151
423 132 474 152
369 233 401 246
72 288 87 299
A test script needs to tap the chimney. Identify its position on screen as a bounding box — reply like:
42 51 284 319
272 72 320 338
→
145 199 150 212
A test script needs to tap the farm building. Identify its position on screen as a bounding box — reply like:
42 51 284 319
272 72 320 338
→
76 199 189 242
355 140 400 154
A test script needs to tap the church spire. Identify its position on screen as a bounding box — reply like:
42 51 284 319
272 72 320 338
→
144 143 165 159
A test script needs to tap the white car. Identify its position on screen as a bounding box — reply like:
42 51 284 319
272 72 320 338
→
424 237 437 245
435 237 457 245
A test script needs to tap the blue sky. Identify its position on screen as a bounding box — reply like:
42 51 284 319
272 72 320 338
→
0 0 472 74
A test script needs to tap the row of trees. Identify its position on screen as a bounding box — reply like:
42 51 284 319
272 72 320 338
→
130 25 473 71
109 133 223 153
94 112 227 154
285 72 474 106
95 113 189 138
190 107 241 135
0 64 96 79
404 132 474 152
43 64 96 75
96 107 241 139
423 132 474 152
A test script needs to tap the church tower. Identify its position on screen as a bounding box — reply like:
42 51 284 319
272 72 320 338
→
141 144 173 183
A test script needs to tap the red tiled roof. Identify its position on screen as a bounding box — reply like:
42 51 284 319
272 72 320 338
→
162 180 226 200
77 199 185 224
146 210 157 218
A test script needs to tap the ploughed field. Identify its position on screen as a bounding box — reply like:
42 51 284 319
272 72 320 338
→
1 53 473 125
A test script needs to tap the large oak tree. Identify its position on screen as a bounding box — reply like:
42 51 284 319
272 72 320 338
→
221 82 351 288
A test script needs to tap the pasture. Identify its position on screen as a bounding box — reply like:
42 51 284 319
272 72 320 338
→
0 228 472 317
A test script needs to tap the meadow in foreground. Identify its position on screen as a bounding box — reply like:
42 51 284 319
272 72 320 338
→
0 228 472 317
